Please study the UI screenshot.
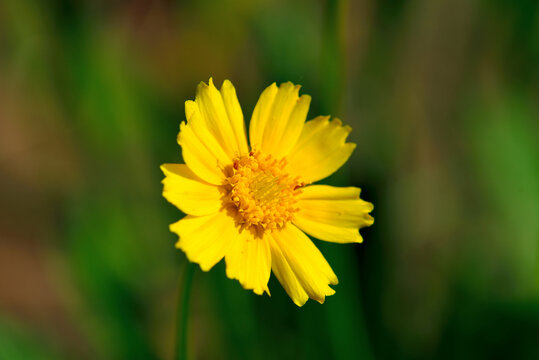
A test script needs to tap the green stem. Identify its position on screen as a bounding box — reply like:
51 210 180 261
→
176 262 196 360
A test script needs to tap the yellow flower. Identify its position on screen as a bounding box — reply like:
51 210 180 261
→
161 79 374 306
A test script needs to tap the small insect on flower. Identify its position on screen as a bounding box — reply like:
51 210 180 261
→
161 79 374 306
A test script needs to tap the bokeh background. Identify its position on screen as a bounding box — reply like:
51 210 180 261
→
1 0 538 359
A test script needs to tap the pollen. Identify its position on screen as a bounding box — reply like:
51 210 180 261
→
226 151 305 232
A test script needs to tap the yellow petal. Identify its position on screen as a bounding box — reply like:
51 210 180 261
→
195 78 249 157
249 83 278 151
220 80 249 155
225 230 271 295
177 114 229 185
249 82 311 159
286 116 356 183
170 212 237 271
270 225 338 305
268 238 309 306
160 164 223 216
293 185 374 243
178 78 249 185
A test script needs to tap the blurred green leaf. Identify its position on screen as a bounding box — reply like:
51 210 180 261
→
0 318 64 360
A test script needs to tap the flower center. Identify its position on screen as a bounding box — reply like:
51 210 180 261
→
226 151 304 232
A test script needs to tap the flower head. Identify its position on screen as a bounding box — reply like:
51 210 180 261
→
161 79 374 306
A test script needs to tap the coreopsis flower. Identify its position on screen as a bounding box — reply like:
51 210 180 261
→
161 79 373 306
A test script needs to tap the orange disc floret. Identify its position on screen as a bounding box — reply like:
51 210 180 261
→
226 151 305 232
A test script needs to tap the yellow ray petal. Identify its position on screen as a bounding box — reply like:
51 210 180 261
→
178 79 250 185
286 116 356 183
293 185 374 243
220 80 249 155
225 230 271 295
270 225 338 305
177 115 229 185
249 82 311 159
195 79 249 157
249 83 278 151
160 164 223 216
268 238 309 306
170 212 238 272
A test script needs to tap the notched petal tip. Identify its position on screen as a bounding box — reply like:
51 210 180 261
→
198 262 213 272
196 81 209 96
278 82 301 97
226 268 271 297
296 94 312 110
331 117 343 126
185 100 197 117
196 80 208 91
176 121 187 144
266 82 278 92
196 78 219 97
346 142 357 152
252 285 271 296
330 118 354 137
220 79 235 91
159 163 170 175
312 290 335 305
279 81 297 88
365 213 375 226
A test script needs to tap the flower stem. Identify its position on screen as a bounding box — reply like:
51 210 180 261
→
176 262 195 360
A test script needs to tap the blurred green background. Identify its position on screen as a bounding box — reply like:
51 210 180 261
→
1 0 538 359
